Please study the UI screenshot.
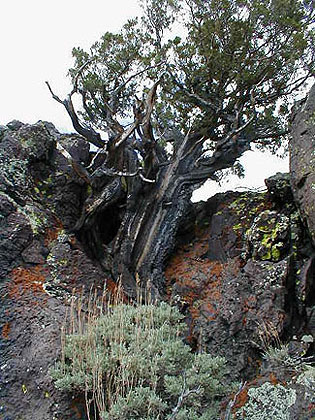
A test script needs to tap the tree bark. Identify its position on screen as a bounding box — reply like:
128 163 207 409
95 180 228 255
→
73 122 251 297
112 170 195 296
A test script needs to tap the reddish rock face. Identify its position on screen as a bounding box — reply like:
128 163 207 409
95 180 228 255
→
165 175 314 382
290 83 315 247
0 122 101 420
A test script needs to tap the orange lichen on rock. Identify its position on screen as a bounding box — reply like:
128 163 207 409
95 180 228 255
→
269 372 278 385
232 387 249 411
165 232 226 346
44 219 63 246
2 322 11 339
9 265 46 300
200 301 218 321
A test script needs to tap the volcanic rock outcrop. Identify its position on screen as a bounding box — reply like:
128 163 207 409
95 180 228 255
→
0 84 314 419
290 83 315 247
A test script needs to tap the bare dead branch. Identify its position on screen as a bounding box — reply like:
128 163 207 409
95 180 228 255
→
222 115 255 144
80 89 97 123
113 80 161 151
87 148 107 170
45 81 104 148
142 79 161 127
224 381 247 420
101 168 139 177
138 79 161 146
169 375 202 420
92 90 124 136
71 59 95 94
139 172 155 183
178 121 205 162
113 61 165 97
114 121 139 149
45 81 63 104
252 129 289 142
169 72 220 114
95 167 155 183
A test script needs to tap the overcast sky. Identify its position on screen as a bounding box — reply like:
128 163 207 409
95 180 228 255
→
0 0 289 200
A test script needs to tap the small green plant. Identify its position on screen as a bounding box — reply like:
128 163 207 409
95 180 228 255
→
263 344 294 368
51 289 230 419
234 382 296 420
263 342 314 375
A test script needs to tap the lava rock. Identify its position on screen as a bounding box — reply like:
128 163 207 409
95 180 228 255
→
265 172 293 206
290 83 315 246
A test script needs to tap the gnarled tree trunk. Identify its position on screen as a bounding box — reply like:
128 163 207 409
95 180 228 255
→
73 129 250 296
47 80 252 296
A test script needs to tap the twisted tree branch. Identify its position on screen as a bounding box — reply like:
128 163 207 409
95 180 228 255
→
45 81 104 148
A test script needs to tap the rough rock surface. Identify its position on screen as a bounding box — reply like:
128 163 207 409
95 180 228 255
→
0 121 106 420
165 174 314 418
290 83 315 246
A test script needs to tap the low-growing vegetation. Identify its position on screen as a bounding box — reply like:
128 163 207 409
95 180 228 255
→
51 289 231 419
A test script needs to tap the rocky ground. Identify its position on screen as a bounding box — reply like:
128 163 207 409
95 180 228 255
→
0 86 314 419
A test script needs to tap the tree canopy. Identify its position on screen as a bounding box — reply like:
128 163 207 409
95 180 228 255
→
47 0 314 292
53 0 314 150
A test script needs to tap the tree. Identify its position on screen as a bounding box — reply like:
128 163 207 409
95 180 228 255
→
46 0 314 296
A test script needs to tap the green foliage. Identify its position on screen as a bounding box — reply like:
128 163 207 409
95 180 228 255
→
69 0 314 152
51 301 230 419
263 344 292 364
235 382 296 419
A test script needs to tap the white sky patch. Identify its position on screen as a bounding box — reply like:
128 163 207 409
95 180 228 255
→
192 149 289 202
0 0 141 131
1 0 289 199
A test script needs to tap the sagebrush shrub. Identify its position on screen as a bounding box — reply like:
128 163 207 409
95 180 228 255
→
51 298 230 419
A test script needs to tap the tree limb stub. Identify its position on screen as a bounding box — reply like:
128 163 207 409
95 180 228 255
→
56 142 91 184
95 167 155 183
114 121 139 149
169 374 202 420
71 58 95 94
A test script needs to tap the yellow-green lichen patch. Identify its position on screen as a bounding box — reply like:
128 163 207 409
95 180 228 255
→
227 193 268 234
228 193 254 216
35 174 55 196
246 211 289 262
18 204 49 235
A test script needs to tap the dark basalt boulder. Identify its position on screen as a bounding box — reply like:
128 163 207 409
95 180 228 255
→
0 121 105 420
165 172 314 418
290 83 315 247
265 172 293 205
